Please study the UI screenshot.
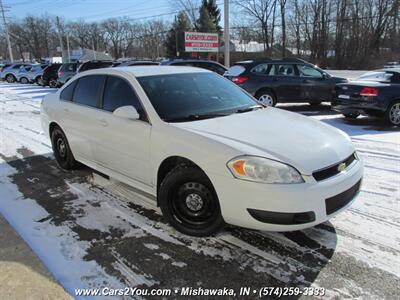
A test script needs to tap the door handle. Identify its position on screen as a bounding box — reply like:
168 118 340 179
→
98 119 108 127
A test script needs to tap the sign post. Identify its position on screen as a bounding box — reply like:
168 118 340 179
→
184 32 219 53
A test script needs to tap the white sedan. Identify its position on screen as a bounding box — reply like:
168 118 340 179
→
40 66 363 236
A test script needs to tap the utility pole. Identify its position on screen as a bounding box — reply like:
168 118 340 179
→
66 33 70 62
0 0 13 62
55 16 65 62
224 0 229 68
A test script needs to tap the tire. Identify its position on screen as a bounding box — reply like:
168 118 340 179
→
385 101 400 126
309 101 322 106
159 165 224 236
6 74 15 83
255 90 277 107
343 113 360 119
51 126 77 170
20 77 29 84
48 78 58 88
36 76 44 86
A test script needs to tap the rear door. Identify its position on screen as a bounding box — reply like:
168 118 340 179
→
61 75 105 163
94 75 152 185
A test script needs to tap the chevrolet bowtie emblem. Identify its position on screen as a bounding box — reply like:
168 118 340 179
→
338 162 346 172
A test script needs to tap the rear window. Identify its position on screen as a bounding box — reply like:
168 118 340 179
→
225 65 245 77
73 75 104 107
357 71 393 82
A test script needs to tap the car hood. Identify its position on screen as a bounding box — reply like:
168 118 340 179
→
172 108 354 175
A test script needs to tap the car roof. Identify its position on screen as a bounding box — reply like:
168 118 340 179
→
375 68 400 73
73 65 211 78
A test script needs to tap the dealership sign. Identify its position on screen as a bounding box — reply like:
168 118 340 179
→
184 32 219 52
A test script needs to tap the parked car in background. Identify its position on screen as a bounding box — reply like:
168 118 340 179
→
161 59 227 75
332 68 400 125
77 60 113 73
41 66 363 236
57 62 80 86
27 64 49 85
116 60 159 67
16 65 33 83
225 58 347 106
383 61 400 69
1 63 31 83
41 63 62 88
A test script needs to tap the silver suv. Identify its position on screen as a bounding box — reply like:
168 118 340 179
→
1 63 31 83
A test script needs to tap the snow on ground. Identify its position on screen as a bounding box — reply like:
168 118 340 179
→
0 82 399 299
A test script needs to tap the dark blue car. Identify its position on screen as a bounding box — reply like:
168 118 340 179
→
332 69 400 126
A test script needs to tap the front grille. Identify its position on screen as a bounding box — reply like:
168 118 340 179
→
313 153 356 181
325 180 361 215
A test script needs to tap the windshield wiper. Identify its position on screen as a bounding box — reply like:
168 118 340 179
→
235 105 264 113
164 112 231 122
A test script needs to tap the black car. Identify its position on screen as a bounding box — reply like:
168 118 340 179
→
332 69 400 126
116 60 159 67
77 60 113 73
225 58 347 106
161 59 227 75
41 63 62 88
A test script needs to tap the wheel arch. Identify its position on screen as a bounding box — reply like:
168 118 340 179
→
156 156 205 205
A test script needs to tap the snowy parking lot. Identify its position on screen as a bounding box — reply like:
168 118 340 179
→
0 81 399 299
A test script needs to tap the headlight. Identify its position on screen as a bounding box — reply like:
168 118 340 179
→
227 156 304 184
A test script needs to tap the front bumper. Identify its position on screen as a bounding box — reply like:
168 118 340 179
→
331 97 386 115
209 158 363 231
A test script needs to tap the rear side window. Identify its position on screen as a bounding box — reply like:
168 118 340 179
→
60 80 77 101
251 63 270 75
102 76 144 117
275 64 295 76
73 75 104 107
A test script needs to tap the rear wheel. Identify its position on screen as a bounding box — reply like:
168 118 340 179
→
159 165 224 236
48 78 58 88
20 77 29 84
343 113 360 119
255 90 276 107
385 101 400 126
6 74 15 83
51 127 77 170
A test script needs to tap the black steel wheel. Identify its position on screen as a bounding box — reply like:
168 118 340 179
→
159 165 224 236
51 126 77 170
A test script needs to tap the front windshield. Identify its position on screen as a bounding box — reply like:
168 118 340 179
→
357 71 393 82
137 72 259 122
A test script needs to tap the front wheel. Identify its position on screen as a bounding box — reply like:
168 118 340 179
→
48 78 58 88
51 127 77 170
159 165 224 236
343 113 360 119
385 101 400 126
255 90 276 107
20 77 29 84
36 76 44 86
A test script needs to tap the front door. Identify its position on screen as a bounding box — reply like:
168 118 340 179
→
93 75 152 186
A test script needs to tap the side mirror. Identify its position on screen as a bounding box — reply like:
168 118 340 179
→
113 105 140 120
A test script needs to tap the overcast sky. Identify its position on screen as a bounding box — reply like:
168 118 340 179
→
5 0 226 23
